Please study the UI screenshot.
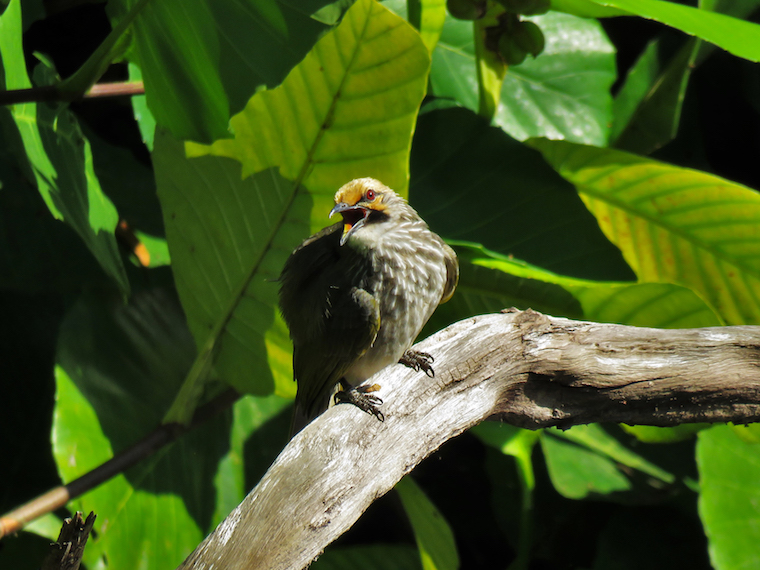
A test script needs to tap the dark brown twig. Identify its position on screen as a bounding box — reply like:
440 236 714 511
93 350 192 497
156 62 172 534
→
40 511 96 570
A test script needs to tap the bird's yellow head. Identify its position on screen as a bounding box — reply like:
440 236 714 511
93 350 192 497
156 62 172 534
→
330 178 394 246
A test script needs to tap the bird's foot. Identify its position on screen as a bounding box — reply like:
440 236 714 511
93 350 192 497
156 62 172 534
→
399 349 435 377
334 383 385 422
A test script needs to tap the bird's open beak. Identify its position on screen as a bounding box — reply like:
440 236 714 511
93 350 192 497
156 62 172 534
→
330 202 369 246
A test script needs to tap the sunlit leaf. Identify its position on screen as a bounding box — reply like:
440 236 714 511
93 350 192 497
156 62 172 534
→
531 139 760 325
429 11 615 145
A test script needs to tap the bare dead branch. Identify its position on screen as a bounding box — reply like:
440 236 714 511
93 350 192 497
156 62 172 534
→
40 511 96 570
177 309 760 570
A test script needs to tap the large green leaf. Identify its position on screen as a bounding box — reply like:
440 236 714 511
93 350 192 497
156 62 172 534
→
531 139 760 325
697 425 760 570
52 290 217 569
109 0 354 143
0 0 129 294
153 0 430 419
51 289 288 570
428 11 615 145
410 108 633 282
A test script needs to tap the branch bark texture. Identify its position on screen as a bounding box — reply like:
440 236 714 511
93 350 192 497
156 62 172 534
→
178 309 760 570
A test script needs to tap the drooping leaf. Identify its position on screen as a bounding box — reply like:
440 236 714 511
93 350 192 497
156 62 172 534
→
396 476 460 570
697 425 760 570
612 37 700 155
583 0 760 63
429 11 616 145
531 139 760 325
423 242 720 341
153 0 430 420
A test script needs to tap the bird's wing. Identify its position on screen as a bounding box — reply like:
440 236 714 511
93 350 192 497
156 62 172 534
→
279 223 380 431
440 242 459 304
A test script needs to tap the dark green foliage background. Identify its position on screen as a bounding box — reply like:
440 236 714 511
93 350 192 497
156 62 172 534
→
2 0 760 569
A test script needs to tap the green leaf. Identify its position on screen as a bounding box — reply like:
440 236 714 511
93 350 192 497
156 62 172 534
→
0 0 129 295
51 288 291 568
0 141 111 292
583 0 760 63
109 0 353 143
52 290 210 569
530 139 760 325
612 37 700 154
410 108 634 281
396 476 460 570
429 11 615 145
697 425 760 570
154 0 430 420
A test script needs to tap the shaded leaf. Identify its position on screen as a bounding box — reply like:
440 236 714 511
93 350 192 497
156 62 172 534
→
552 425 675 484
52 290 214 569
0 0 128 294
612 38 700 154
410 107 633 281
312 544 421 570
109 0 354 142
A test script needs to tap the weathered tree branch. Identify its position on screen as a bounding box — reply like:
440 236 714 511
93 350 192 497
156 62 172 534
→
178 309 760 570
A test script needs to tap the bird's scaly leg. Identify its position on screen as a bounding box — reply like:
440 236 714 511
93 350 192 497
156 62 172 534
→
399 349 435 377
334 380 385 422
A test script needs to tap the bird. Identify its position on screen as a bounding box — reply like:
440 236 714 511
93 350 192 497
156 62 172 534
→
278 177 459 435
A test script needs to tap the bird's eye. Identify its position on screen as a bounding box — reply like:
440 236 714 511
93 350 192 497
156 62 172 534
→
365 189 376 201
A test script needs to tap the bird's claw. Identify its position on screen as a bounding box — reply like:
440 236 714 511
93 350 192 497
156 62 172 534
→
399 349 435 377
335 383 385 422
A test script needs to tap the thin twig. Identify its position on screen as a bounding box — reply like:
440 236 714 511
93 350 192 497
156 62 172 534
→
0 81 145 106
